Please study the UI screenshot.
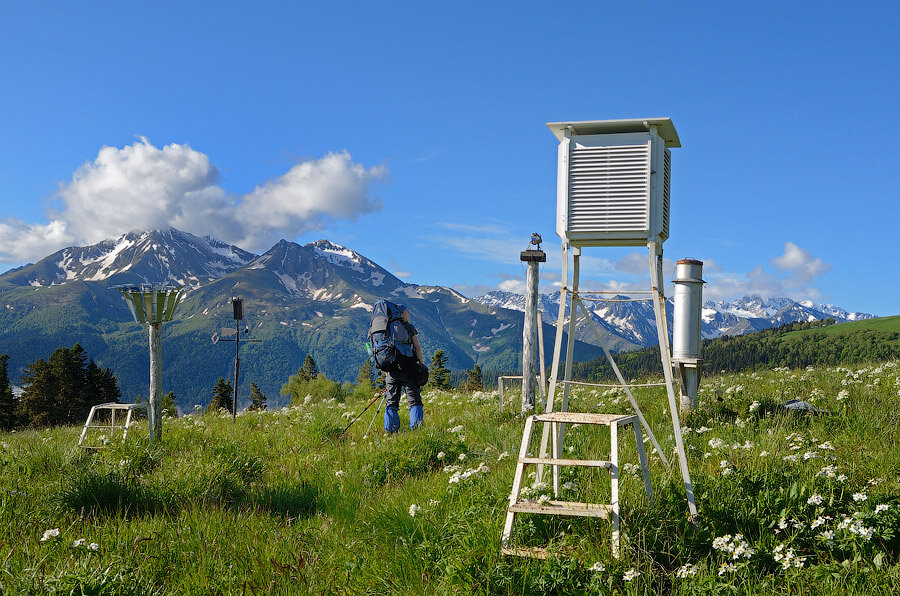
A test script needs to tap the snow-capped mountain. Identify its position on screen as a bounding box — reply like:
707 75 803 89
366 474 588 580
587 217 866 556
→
2 228 255 289
475 291 875 348
475 290 649 350
0 229 604 407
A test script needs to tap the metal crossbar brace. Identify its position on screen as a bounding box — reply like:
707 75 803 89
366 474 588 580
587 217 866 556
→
648 240 698 522
572 296 668 466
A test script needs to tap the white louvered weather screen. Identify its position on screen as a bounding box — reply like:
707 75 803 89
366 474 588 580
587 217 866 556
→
549 119 678 248
568 140 651 234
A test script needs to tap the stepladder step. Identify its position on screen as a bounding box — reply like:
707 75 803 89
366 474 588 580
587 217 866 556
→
509 499 613 519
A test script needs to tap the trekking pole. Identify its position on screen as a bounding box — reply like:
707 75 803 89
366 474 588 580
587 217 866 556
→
337 390 386 440
363 391 388 439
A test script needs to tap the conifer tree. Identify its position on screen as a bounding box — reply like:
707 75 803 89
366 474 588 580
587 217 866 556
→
356 358 374 387
298 354 319 382
19 344 120 427
429 349 451 390
161 391 178 418
0 354 18 430
248 381 267 411
207 377 233 413
464 364 484 391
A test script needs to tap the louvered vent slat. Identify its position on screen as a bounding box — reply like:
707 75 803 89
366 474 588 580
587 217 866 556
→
568 143 650 233
662 149 671 239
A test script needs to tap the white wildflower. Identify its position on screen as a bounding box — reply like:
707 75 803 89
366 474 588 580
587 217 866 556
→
589 562 605 572
807 494 824 505
409 504 421 517
622 568 640 582
718 562 737 575
334 470 344 478
675 563 698 578
41 528 60 542
497 451 509 461
853 492 867 502
875 504 889 514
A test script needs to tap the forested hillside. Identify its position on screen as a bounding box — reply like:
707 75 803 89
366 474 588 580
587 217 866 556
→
572 316 900 381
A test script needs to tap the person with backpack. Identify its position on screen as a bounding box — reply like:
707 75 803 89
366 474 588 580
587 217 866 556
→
389 305 426 431
367 301 427 432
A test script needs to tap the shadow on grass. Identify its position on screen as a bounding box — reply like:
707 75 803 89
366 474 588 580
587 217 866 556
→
56 471 318 520
249 481 318 518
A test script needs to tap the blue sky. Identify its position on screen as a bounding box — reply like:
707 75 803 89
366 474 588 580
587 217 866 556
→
1 2 897 315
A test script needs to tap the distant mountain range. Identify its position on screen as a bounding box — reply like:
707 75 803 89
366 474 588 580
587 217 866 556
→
0 228 604 410
473 292 874 348
0 228 874 411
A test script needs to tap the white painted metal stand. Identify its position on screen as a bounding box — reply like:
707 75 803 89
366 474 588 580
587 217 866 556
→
78 402 148 447
532 240 697 522
500 412 652 559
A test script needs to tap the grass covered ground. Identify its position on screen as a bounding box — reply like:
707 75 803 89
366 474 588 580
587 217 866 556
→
2 361 900 594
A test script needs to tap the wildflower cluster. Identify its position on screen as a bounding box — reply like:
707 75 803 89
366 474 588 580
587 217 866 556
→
836 516 874 540
712 534 755 560
446 462 490 485
772 544 806 570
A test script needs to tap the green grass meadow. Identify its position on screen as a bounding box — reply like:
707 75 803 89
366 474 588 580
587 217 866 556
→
2 361 900 594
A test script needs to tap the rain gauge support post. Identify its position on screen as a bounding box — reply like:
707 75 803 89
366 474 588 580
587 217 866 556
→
115 285 186 441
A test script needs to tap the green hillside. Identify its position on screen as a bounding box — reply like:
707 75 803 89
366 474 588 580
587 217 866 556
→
572 316 900 381
782 315 900 338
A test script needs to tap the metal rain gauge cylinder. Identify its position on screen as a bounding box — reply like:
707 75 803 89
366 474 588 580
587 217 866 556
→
672 259 704 413
116 285 185 440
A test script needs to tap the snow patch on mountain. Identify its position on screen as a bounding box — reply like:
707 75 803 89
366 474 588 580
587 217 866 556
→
474 290 875 348
392 286 422 300
310 239 368 273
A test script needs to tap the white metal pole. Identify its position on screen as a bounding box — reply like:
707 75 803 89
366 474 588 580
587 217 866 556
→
537 310 547 410
552 247 580 495
649 241 698 523
536 241 568 483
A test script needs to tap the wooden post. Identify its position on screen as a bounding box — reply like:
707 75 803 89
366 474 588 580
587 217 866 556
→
148 322 162 440
520 247 546 414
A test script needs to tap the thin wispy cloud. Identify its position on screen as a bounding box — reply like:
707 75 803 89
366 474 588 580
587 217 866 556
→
0 138 388 262
410 149 442 163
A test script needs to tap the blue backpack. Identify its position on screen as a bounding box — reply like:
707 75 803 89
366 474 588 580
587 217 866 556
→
368 300 414 371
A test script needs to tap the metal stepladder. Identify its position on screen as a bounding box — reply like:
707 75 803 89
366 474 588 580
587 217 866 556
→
78 402 148 447
500 241 698 559
500 411 652 558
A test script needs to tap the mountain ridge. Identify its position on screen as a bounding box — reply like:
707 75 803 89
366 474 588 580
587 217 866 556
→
0 228 875 411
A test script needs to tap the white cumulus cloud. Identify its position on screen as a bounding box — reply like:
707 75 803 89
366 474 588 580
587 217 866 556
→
770 241 831 282
704 243 831 302
0 138 387 262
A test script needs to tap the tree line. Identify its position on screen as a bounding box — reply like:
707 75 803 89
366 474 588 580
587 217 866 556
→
0 344 120 430
570 318 900 381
